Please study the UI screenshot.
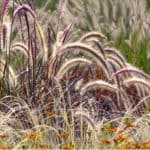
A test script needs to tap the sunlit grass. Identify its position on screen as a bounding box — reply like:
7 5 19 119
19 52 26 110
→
0 0 150 149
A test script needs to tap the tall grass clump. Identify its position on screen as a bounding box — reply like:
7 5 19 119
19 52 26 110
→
66 0 150 73
0 0 150 149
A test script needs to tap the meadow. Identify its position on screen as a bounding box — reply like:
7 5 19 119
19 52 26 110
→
0 0 150 149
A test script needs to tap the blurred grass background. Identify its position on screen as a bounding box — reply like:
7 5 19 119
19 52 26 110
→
33 0 59 11
32 0 150 73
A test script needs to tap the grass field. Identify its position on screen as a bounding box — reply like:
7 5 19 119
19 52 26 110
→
0 0 150 149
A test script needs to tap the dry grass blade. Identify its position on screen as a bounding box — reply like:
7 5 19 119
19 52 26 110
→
112 67 150 80
59 23 72 44
58 0 67 20
11 42 33 66
35 21 48 63
89 39 105 57
80 31 106 42
75 110 97 132
104 47 126 66
123 77 150 90
107 55 125 70
80 80 117 96
13 4 35 21
129 95 150 114
59 42 111 78
0 58 16 86
55 57 92 81
11 42 28 57
0 15 11 52
0 0 9 16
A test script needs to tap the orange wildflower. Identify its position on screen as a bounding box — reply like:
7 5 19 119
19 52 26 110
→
110 127 118 133
134 143 141 149
43 110 54 117
114 135 128 143
124 122 135 128
36 143 49 149
141 142 150 149
0 142 8 150
134 142 149 149
123 118 135 128
117 129 124 134
61 143 74 150
59 131 69 138
0 134 8 139
101 139 111 145
124 140 134 149
26 131 38 139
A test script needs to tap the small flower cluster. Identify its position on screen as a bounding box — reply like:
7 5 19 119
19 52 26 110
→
26 131 38 140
